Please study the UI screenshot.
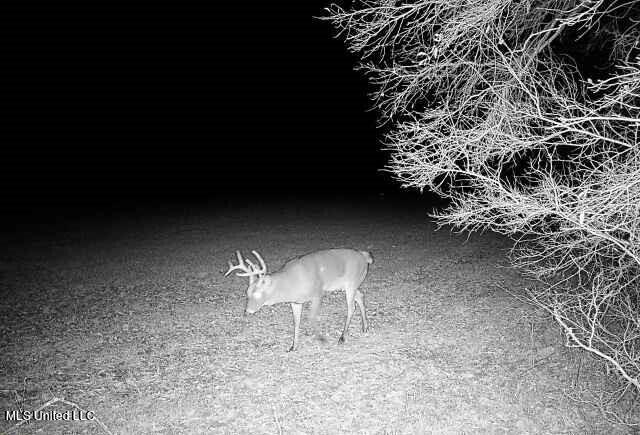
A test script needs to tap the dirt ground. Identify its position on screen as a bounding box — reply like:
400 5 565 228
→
0 199 635 434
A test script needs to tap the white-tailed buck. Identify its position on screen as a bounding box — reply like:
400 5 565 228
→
225 249 373 351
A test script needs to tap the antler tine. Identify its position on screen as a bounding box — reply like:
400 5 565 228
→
245 258 258 271
224 250 252 277
251 250 267 275
225 250 265 278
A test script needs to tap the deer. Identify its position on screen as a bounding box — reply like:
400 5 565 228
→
224 249 373 351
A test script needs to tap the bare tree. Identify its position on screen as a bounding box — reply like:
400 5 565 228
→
325 0 640 422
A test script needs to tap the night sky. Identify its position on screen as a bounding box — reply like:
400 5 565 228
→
4 1 413 219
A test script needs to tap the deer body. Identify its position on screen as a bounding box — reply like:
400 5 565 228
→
225 249 373 351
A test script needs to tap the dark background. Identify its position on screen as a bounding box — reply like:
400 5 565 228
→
4 1 426 221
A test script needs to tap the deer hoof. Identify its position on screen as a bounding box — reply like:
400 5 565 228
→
288 345 297 352
338 336 345 344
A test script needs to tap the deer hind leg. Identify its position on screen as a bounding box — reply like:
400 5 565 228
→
354 289 369 333
289 303 303 352
338 288 356 344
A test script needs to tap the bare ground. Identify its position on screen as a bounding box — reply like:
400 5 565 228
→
0 199 634 434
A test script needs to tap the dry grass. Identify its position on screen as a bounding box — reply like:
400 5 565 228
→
0 199 634 434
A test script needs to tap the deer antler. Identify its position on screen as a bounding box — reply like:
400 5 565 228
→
250 250 267 274
224 251 267 282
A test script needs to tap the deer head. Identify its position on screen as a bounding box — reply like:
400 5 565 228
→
224 250 273 313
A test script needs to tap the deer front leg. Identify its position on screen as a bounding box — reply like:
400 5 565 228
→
310 296 327 343
289 303 303 352
338 289 356 344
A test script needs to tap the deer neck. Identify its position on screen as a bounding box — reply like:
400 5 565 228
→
264 272 295 305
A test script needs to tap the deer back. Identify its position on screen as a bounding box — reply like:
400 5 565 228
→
273 249 371 300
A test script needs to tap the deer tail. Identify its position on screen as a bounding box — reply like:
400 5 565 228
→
361 250 373 264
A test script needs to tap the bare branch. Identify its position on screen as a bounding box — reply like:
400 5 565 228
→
326 0 640 420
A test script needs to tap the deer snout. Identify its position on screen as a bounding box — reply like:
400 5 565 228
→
246 298 261 315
